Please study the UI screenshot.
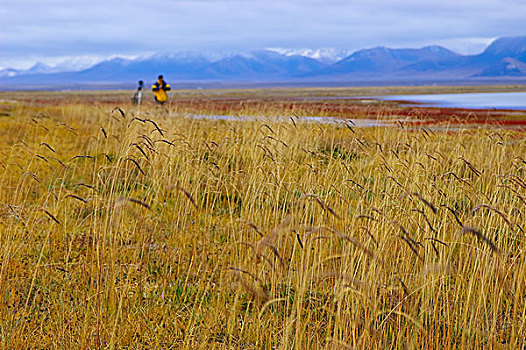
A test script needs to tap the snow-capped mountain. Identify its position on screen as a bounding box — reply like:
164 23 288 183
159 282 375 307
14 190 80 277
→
266 48 354 64
1 36 525 88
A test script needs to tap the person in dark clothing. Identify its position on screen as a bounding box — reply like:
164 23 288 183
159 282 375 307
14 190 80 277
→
131 80 144 105
151 75 171 104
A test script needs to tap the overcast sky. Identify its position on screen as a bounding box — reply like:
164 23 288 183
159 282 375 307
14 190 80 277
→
1 0 525 69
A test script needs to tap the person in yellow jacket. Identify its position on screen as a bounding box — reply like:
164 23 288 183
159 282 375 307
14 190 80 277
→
151 75 171 104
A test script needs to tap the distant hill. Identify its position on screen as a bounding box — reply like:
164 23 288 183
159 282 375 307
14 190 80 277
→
203 50 325 79
473 36 526 76
479 36 526 61
78 53 213 81
475 58 526 77
315 46 460 76
1 36 525 89
308 36 526 81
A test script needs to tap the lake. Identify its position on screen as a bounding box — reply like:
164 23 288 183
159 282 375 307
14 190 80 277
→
380 92 526 110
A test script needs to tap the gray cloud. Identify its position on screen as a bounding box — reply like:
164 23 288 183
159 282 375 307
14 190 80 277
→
1 0 525 68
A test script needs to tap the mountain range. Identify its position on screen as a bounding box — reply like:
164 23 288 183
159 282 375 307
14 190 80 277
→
1 36 525 89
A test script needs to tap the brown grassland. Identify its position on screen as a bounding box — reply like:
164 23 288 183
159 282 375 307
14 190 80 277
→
0 87 525 349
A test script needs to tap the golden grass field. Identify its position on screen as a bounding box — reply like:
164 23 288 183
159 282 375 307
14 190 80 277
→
0 87 525 349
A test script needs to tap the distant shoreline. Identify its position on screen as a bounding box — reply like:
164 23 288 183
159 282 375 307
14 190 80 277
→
1 79 526 92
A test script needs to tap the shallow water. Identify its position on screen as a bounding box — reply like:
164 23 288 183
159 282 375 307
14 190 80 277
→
179 113 393 127
380 92 526 110
176 112 526 132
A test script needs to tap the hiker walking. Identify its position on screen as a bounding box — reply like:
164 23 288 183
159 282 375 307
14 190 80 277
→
151 75 171 104
131 80 144 105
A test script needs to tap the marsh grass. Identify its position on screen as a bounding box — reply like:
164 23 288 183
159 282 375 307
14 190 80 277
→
0 94 525 349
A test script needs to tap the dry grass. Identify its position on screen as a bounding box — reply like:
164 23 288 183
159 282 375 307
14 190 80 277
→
0 92 525 349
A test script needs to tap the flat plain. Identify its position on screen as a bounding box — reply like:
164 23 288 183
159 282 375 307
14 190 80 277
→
0 86 525 349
